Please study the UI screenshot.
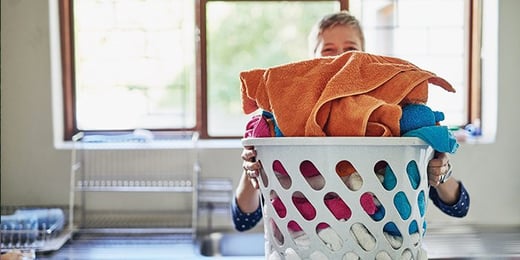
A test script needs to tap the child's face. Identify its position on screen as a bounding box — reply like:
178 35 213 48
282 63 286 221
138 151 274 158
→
315 25 363 57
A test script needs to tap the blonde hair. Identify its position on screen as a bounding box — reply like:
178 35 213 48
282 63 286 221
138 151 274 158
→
308 11 365 57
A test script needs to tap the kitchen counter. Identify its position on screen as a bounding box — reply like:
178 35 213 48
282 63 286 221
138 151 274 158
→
32 225 519 259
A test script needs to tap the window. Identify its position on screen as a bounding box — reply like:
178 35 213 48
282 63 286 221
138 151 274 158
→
205 1 342 136
59 0 480 140
350 0 479 127
71 0 196 131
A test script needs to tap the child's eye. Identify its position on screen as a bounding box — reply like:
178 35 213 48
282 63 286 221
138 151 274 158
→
344 47 360 52
321 48 337 55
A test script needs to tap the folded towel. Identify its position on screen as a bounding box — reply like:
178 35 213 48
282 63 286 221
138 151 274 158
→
240 51 455 137
81 129 154 143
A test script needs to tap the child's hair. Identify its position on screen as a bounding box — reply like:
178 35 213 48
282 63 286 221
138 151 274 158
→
308 10 365 57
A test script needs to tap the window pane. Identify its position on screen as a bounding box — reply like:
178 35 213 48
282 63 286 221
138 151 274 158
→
73 0 196 131
357 0 467 126
206 1 340 137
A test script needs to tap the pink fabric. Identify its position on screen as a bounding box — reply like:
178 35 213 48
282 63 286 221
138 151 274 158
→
360 193 378 215
243 115 271 138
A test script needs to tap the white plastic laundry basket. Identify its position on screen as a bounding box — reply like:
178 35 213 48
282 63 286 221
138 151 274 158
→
242 137 434 260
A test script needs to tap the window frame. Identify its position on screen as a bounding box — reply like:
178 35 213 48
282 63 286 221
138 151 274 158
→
58 0 479 140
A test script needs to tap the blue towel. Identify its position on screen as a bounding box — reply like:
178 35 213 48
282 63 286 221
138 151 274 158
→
81 129 154 143
262 111 284 137
403 125 459 153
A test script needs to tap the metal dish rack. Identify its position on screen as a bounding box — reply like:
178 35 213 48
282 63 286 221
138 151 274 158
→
197 178 234 233
68 131 201 238
0 206 73 253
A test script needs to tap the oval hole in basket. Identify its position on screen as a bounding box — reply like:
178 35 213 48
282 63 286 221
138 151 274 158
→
300 160 325 190
272 160 291 189
402 249 413 259
369 195 386 222
316 222 343 251
350 222 376 252
360 192 380 217
383 222 402 237
417 190 426 217
270 190 287 218
377 161 397 191
409 220 422 246
269 218 284 246
383 222 403 249
343 252 360 259
373 160 388 181
292 191 316 221
406 160 420 189
408 219 419 235
336 160 363 191
287 221 305 239
257 167 269 188
394 191 412 220
324 192 352 221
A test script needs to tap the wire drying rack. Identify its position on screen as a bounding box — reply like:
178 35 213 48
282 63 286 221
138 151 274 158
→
1 206 73 253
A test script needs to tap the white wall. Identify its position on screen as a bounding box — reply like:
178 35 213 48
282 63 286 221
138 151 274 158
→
2 0 520 227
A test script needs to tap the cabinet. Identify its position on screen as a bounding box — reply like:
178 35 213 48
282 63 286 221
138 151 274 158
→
69 131 201 239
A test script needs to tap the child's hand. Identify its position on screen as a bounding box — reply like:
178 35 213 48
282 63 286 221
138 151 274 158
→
427 152 452 187
242 146 261 189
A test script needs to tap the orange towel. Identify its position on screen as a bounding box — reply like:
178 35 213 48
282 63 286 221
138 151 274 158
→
240 51 455 137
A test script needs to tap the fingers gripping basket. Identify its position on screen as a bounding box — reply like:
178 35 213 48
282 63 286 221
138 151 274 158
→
242 137 434 260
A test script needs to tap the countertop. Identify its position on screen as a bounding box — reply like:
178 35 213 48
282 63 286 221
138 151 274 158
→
32 225 520 259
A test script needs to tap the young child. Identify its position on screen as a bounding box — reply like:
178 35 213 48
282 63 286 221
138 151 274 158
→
233 10 469 233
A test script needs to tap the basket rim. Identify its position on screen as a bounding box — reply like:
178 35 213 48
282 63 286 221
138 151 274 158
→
242 137 429 147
